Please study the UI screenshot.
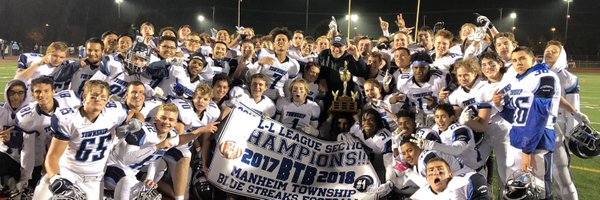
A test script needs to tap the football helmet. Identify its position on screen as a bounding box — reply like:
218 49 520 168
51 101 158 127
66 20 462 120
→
503 171 541 200
49 185 86 200
567 124 600 159
124 39 151 74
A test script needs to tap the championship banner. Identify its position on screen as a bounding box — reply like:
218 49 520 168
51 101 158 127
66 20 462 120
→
207 104 381 200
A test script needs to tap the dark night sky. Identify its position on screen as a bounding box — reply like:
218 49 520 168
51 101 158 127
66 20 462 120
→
1 0 599 55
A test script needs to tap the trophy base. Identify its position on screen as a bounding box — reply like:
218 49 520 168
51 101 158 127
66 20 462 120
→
331 96 358 113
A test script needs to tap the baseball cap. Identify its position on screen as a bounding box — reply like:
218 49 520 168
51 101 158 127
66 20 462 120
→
332 36 347 47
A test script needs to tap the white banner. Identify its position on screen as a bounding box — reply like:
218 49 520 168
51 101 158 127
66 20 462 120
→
207 104 381 200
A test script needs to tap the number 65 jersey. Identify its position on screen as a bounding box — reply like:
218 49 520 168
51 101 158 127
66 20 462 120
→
502 64 561 153
50 101 128 176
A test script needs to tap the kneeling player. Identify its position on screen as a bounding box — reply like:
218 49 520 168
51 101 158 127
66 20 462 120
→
411 158 489 199
104 103 217 200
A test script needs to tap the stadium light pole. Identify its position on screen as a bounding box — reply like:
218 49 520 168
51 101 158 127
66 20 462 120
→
115 0 123 19
564 0 572 45
237 0 242 27
305 0 309 33
347 0 352 39
345 14 358 36
510 12 517 33
414 0 422 40
197 15 205 32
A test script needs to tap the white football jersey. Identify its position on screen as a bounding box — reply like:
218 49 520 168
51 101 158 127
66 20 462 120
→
16 53 44 71
275 98 320 134
171 98 220 132
348 123 392 154
50 101 128 176
411 172 488 200
90 60 155 98
393 69 413 91
448 78 489 112
434 123 480 169
69 65 103 96
227 86 276 117
156 64 194 98
398 70 446 114
475 78 512 124
248 51 300 99
432 53 462 73
107 123 178 176
0 104 22 162
16 90 82 180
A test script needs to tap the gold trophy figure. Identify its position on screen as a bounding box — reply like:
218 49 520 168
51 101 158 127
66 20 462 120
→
331 61 359 113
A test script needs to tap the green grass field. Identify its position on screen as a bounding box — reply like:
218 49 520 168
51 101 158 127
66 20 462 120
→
0 58 599 199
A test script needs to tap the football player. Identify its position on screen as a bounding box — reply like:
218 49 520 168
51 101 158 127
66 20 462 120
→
49 38 106 96
275 78 320 136
15 77 81 193
33 80 128 200
410 158 489 199
0 80 28 194
14 41 70 87
494 46 561 199
247 27 300 100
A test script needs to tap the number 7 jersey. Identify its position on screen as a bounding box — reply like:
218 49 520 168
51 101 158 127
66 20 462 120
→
50 101 128 176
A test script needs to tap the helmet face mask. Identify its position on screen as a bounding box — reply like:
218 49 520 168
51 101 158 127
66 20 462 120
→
503 171 541 200
125 42 151 74
568 124 600 159
50 185 87 200
136 187 162 200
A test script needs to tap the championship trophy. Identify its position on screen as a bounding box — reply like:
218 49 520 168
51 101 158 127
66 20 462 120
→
331 61 359 113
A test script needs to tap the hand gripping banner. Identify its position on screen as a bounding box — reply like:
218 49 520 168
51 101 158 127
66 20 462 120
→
207 103 381 200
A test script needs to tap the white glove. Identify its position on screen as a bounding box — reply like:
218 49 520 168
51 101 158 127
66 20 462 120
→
210 28 218 40
328 16 338 32
235 26 245 35
352 181 393 200
467 28 485 42
459 108 474 125
152 87 165 100
572 111 590 124
409 134 426 149
337 133 357 144
16 180 28 191
383 72 393 87
166 57 186 66
476 14 493 29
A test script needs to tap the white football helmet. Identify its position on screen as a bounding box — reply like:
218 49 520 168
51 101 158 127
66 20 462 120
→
49 185 86 200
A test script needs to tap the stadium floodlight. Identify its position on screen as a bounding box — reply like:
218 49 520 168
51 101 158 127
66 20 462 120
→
197 15 205 22
345 14 358 22
115 0 124 19
509 12 517 19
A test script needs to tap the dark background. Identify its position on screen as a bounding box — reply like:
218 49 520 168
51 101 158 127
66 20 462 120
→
1 0 598 56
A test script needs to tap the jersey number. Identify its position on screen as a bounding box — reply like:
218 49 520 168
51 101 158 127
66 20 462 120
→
513 96 530 125
269 73 283 89
75 135 112 162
